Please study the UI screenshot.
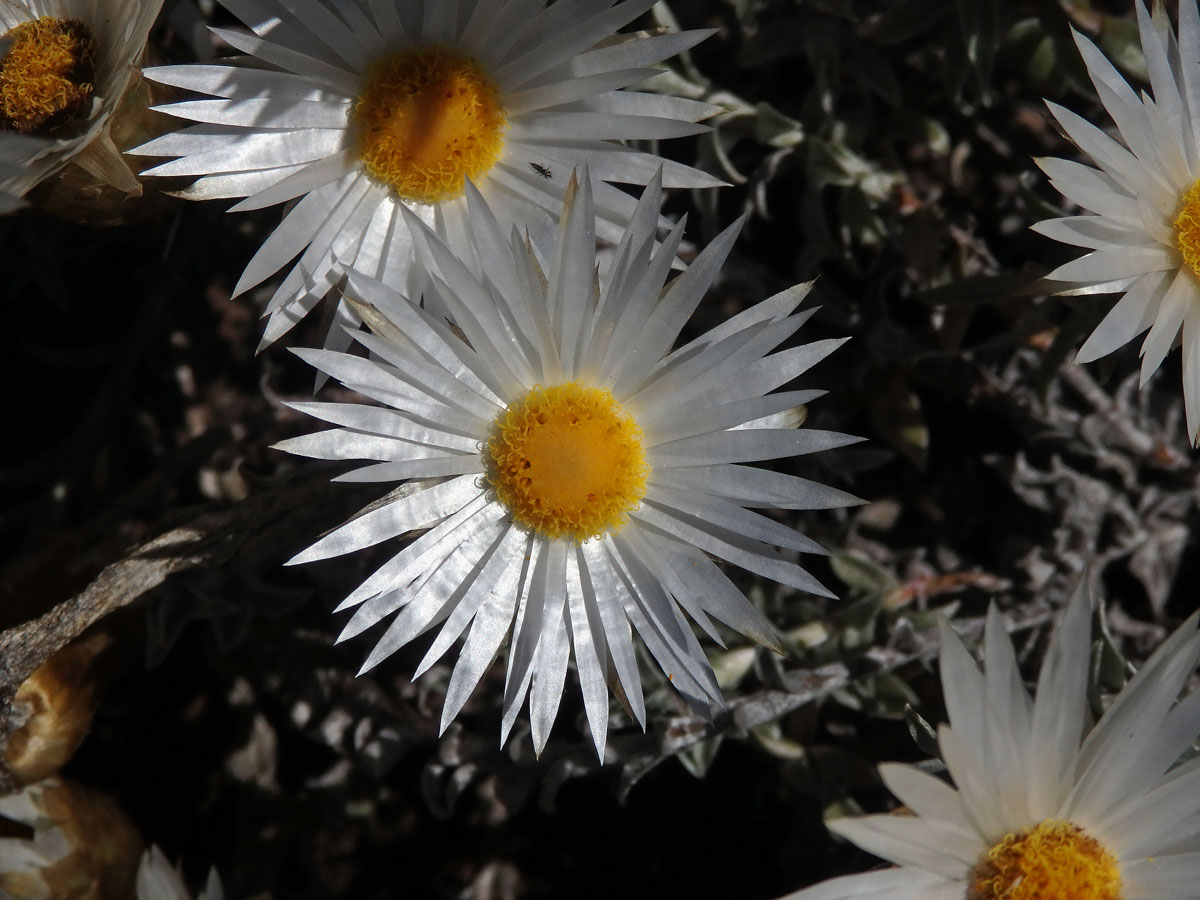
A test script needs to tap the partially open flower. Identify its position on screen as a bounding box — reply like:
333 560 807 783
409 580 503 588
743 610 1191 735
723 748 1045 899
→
277 169 859 758
0 0 166 218
0 778 142 900
779 586 1200 900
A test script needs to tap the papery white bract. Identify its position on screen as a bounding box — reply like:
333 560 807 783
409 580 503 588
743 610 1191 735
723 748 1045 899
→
276 169 859 758
0 0 164 198
137 847 225 900
0 132 47 211
779 586 1200 900
134 0 724 352
1035 0 1200 445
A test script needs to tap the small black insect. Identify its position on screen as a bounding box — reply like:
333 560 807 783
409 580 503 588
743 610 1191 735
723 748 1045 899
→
530 163 552 179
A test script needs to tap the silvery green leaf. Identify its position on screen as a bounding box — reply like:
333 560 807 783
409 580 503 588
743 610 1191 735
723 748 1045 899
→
955 0 997 94
750 721 806 761
830 553 898 597
905 704 941 758
1098 16 1147 82
754 102 805 149
711 646 758 692
675 734 723 779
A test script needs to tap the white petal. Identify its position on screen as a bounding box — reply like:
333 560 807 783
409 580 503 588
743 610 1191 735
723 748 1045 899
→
580 540 646 728
779 867 954 900
504 67 660 116
283 400 479 452
645 484 827 555
1032 214 1154 251
336 494 497 621
1123 851 1200 900
650 463 862 510
209 26 359 94
937 618 987 759
632 501 834 598
1046 245 1174 283
355 514 509 672
142 128 345 177
1182 304 1200 444
1068 612 1200 824
649 428 863 467
229 150 354 211
878 764 972 831
546 168 598 377
1046 99 1173 203
332 456 482 481
1076 269 1171 364
1138 266 1194 384
1026 583 1092 820
827 817 979 879
529 541 571 755
154 96 351 129
936 725 1008 841
142 64 343 101
565 545 610 758
437 527 529 727
287 475 480 564
609 216 744 396
643 530 782 652
232 174 360 296
500 539 544 747
1039 156 1142 226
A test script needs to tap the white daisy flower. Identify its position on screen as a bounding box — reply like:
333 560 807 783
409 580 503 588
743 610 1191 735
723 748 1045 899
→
779 588 1200 900
0 0 164 199
1034 0 1200 445
132 0 723 352
276 169 859 757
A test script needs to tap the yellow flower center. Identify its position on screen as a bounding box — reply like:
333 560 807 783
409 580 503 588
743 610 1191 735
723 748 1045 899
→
486 382 649 542
0 17 95 135
350 45 505 204
1174 178 1200 279
968 820 1122 900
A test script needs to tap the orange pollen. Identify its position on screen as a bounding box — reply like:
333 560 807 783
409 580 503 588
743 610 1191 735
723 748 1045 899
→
350 45 505 204
0 17 95 135
1174 178 1200 280
967 820 1122 900
485 382 649 542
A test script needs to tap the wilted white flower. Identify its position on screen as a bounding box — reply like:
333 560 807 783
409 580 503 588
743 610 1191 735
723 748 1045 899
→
0 777 142 900
0 0 164 199
1035 0 1200 445
277 170 858 757
133 0 722 351
780 587 1200 900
